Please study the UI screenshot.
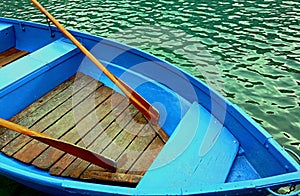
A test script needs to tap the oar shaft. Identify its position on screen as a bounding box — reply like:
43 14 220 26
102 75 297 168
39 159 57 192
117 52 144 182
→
0 117 48 138
0 118 116 172
30 0 159 124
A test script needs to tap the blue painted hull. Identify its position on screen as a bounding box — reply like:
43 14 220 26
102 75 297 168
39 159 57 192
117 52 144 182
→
0 17 299 195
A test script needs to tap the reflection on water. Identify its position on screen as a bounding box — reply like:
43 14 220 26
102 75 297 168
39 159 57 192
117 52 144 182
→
0 0 299 190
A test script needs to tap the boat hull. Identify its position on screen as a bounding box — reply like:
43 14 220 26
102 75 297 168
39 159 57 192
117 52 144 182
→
0 17 299 195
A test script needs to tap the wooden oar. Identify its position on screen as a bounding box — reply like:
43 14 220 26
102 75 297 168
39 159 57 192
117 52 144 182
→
30 0 160 124
0 118 116 172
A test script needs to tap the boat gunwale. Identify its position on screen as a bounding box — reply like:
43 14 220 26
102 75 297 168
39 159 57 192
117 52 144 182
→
1 151 299 195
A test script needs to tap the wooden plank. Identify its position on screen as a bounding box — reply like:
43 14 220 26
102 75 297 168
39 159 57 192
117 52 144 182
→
0 118 117 172
77 113 148 179
10 73 83 123
80 171 142 186
0 48 26 60
117 124 157 173
0 74 93 149
127 136 165 175
0 48 19 60
83 123 157 177
49 153 78 176
0 74 75 140
12 85 112 164
59 104 140 178
0 48 29 68
32 92 126 170
1 75 100 156
49 97 131 176
101 112 147 160
12 111 76 163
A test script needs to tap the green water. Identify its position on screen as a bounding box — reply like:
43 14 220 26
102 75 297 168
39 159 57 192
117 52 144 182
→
0 0 299 194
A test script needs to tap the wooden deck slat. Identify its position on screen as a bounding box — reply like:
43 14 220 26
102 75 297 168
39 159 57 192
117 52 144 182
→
0 74 93 149
0 73 167 186
32 92 126 170
59 104 140 178
0 48 29 68
80 171 142 186
10 74 82 123
101 112 147 160
82 123 158 177
127 136 165 175
0 74 74 143
0 48 20 60
116 124 157 173
49 97 130 176
13 85 112 164
1 76 100 156
13 111 78 163
49 152 78 176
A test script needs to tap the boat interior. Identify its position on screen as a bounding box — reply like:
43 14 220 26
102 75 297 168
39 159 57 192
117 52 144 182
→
0 18 299 192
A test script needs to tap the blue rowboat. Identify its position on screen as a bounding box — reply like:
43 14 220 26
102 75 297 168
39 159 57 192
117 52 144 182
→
0 17 299 195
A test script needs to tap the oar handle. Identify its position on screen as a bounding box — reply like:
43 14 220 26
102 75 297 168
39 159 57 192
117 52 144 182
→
0 118 116 171
30 0 159 124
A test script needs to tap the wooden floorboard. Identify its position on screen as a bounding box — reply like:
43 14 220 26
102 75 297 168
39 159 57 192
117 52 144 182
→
1 74 98 156
33 92 127 170
0 73 91 149
128 136 165 175
59 104 139 178
116 124 157 173
49 97 130 176
0 48 29 68
0 73 167 186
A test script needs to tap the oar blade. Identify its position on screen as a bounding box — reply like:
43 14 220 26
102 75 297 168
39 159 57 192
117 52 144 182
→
117 79 159 124
33 136 117 172
0 118 116 172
